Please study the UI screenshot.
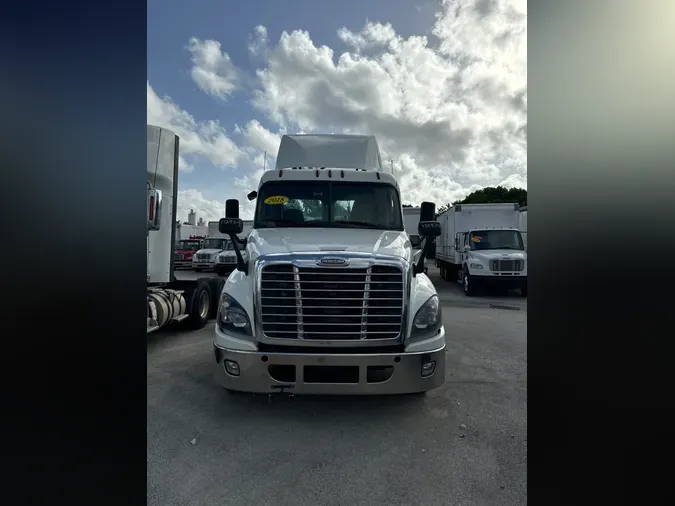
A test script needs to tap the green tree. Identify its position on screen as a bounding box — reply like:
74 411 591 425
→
435 186 526 218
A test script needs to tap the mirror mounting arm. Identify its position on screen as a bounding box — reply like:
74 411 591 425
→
228 234 249 273
413 237 432 276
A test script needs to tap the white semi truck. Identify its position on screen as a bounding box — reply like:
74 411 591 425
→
212 134 445 396
146 125 225 333
436 203 527 297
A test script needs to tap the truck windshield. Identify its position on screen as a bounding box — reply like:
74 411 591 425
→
177 241 200 251
202 238 227 249
254 181 404 230
469 230 524 250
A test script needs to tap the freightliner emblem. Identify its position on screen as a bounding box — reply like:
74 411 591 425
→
317 257 349 266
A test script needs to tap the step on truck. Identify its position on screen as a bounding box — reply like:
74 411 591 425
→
213 134 445 395
435 203 527 297
146 125 225 333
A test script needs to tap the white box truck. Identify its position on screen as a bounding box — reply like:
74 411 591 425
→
215 220 252 276
212 134 445 396
403 207 422 249
146 125 225 333
436 203 527 297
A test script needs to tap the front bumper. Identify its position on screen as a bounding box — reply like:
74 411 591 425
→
193 261 215 269
472 273 526 283
213 328 446 395
175 261 193 269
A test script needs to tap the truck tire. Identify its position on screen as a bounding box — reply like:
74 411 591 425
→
208 277 226 319
183 279 212 330
462 268 476 297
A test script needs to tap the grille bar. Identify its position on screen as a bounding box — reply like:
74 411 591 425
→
260 263 404 341
489 259 524 272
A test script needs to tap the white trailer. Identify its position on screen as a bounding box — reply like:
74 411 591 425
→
146 125 225 334
436 203 527 296
403 207 422 249
519 206 527 250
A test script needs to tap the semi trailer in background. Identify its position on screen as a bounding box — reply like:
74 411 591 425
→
435 203 527 297
146 125 225 334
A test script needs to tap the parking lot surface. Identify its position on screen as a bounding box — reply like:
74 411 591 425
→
148 268 526 505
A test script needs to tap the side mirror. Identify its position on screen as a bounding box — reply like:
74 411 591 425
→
247 190 258 201
219 218 243 234
418 221 441 237
147 188 162 231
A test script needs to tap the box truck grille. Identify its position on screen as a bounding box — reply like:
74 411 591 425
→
260 264 404 340
490 259 524 272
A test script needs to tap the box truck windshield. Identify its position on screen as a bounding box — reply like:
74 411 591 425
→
177 240 201 251
470 230 524 251
203 238 227 250
254 180 404 230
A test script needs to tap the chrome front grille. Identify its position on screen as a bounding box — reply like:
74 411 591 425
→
197 253 211 261
490 259 524 272
260 264 404 340
174 253 184 261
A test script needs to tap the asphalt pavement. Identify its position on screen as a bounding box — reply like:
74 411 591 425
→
148 270 527 505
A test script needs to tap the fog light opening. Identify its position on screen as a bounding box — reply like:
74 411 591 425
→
224 360 240 376
421 360 436 377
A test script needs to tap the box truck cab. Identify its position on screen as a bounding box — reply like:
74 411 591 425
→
212 134 445 396
193 237 228 272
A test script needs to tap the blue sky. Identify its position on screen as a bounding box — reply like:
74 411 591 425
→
147 0 527 221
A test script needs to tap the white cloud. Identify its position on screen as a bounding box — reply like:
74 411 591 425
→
147 81 244 170
151 0 526 220
337 22 397 52
187 38 243 100
249 0 526 203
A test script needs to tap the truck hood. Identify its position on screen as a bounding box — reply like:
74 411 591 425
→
250 228 411 260
469 249 526 261
195 248 222 256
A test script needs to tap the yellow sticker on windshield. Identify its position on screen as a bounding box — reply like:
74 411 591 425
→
264 195 289 205
471 236 482 242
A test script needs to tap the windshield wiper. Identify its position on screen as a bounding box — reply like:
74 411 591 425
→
333 220 380 229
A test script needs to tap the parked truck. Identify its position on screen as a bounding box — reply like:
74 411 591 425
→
146 125 225 334
436 203 527 297
212 134 445 396
174 235 204 269
192 236 229 272
214 222 252 277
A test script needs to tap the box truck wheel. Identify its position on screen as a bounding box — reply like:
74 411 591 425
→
462 267 476 296
208 277 226 319
183 279 212 329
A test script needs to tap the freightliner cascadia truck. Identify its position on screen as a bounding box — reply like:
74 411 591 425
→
212 134 445 395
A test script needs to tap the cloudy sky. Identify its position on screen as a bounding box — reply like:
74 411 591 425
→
148 0 527 222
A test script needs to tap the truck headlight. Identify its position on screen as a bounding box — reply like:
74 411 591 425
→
217 293 252 336
469 263 483 269
411 295 442 337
